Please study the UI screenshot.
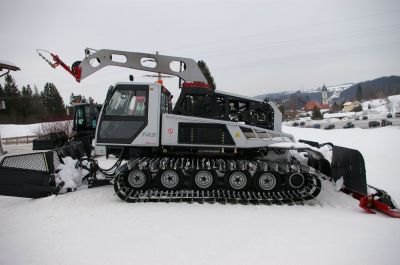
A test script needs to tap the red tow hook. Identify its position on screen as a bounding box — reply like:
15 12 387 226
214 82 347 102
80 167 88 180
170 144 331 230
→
359 195 400 218
51 54 81 82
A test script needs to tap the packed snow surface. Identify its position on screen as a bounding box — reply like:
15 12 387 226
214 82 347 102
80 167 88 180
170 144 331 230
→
1 126 400 265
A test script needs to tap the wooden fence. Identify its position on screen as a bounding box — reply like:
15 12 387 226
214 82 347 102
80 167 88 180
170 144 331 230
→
1 135 37 145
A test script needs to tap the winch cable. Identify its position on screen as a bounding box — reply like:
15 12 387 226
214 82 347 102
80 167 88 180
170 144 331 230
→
36 49 82 81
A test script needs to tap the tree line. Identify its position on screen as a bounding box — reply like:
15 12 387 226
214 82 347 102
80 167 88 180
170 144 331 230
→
0 74 67 124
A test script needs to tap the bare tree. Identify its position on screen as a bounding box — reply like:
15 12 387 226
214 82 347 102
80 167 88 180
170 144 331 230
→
31 120 73 138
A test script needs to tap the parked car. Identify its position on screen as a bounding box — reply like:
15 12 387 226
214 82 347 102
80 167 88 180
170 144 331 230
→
293 122 299 127
300 121 305 126
362 116 368 120
381 119 393 127
343 122 354 129
396 112 400 118
368 121 380 128
387 113 393 118
324 124 335 130
312 124 321 129
355 116 360 120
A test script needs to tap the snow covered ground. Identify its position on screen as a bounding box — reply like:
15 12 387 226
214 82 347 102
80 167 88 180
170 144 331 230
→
0 125 400 265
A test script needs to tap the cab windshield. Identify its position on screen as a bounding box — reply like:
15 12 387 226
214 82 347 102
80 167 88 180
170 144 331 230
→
105 90 146 116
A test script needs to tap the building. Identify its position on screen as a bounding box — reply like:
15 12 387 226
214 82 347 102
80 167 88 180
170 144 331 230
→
321 84 329 109
342 101 361 112
305 100 321 111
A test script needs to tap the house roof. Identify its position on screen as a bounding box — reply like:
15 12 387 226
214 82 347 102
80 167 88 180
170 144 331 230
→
0 60 20 71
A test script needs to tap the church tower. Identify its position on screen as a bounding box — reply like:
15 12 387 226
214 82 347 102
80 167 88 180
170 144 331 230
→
321 84 328 109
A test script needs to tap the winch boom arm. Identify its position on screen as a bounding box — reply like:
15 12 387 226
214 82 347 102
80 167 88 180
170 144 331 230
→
73 49 207 83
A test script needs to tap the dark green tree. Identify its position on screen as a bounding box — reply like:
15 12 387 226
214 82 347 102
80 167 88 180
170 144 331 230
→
2 74 20 121
197 60 216 90
31 85 47 119
352 105 363 112
330 102 341 113
311 106 323 120
20 85 34 120
355 84 363 101
277 104 285 121
41 83 66 115
0 84 4 97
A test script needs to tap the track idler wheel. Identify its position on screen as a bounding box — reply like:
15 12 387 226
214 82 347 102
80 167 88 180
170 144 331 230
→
253 172 279 191
127 169 151 189
192 170 216 190
225 171 251 190
157 169 183 190
114 169 151 201
287 172 305 189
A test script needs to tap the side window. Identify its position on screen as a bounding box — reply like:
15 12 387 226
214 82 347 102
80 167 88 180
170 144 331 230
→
77 108 84 125
127 91 146 116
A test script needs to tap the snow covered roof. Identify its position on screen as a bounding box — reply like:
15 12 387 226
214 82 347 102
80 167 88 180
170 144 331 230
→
388 94 400 104
0 59 20 71
323 112 355 118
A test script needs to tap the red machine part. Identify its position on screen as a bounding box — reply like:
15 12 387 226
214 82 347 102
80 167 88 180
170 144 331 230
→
182 81 211 89
51 54 82 82
342 187 400 218
358 195 400 218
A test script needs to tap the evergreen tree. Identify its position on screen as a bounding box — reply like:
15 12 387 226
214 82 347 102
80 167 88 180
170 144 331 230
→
355 84 363 101
31 85 46 119
0 84 4 111
330 102 341 113
0 84 4 97
2 74 20 121
3 74 20 97
311 106 323 120
21 84 33 97
197 60 216 90
41 83 66 115
352 105 363 112
33 85 40 97
20 85 34 120
277 104 285 121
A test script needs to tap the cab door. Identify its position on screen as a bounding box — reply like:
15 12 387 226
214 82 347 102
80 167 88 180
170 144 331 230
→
96 84 157 146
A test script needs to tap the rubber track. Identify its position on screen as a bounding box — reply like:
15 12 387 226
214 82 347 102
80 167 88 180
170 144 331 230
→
114 167 323 205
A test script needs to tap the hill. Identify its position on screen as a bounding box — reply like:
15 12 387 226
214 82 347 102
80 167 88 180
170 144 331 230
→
258 76 400 109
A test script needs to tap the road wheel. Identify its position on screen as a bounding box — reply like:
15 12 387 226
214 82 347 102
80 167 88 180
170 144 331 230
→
158 169 183 190
253 172 279 191
192 170 216 190
225 171 250 190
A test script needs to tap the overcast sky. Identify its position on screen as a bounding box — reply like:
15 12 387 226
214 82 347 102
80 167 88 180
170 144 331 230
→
1 0 399 103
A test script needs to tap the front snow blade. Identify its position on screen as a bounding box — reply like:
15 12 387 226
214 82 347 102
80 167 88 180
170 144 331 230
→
0 151 60 198
331 146 368 196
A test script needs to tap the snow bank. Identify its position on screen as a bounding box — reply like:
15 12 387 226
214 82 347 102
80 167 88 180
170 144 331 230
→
283 125 400 200
0 123 40 138
0 123 400 265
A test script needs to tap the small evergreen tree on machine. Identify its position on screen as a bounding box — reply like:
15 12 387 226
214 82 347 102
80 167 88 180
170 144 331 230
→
312 106 323 120
197 60 216 90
